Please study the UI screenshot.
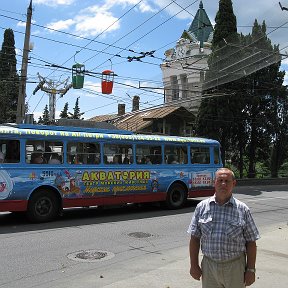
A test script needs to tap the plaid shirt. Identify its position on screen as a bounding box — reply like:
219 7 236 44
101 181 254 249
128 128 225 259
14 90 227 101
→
187 195 260 261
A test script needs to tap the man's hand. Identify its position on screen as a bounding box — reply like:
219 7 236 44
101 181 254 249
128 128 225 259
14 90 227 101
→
244 270 255 286
190 264 202 280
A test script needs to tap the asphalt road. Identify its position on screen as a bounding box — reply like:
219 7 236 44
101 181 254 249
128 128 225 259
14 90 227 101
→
0 184 287 288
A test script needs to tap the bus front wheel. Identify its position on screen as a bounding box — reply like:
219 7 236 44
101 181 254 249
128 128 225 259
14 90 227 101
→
27 189 60 223
165 184 187 209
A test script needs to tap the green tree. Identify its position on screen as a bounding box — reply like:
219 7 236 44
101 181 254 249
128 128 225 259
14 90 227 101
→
196 0 240 165
0 29 19 123
269 83 288 177
59 102 69 119
260 39 288 177
68 97 84 119
212 0 237 49
197 1 288 178
241 20 286 178
38 105 50 125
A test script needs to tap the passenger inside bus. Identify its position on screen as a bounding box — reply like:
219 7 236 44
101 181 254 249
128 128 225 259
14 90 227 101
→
0 151 5 163
6 140 20 163
44 146 52 163
123 155 129 164
145 156 152 165
94 156 100 164
31 151 45 164
103 155 109 164
170 155 179 164
113 155 122 164
48 153 61 164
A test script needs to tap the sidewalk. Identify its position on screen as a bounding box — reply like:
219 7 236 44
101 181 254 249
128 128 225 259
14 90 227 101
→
102 223 288 288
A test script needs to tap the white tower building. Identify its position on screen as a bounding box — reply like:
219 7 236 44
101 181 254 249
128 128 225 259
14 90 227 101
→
161 1 213 115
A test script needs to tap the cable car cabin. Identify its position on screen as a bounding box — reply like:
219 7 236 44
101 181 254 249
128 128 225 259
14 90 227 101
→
72 63 85 89
101 70 114 94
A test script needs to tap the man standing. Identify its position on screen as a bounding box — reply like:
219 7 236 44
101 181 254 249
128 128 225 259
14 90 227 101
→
187 168 260 287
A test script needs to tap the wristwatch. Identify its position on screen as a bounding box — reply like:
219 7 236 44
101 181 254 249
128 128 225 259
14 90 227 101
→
246 268 256 273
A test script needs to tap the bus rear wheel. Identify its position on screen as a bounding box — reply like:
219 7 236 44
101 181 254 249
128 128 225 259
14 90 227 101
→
165 184 187 209
27 189 60 223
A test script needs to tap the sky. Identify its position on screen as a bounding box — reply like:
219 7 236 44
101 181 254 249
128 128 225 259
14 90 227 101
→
1 0 288 121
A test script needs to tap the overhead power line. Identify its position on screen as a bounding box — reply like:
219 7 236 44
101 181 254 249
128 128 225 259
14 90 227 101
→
91 0 199 72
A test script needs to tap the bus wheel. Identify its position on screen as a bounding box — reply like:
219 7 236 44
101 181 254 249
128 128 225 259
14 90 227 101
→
27 189 60 223
165 184 187 209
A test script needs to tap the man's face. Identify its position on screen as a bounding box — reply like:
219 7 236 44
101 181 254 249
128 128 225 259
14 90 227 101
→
214 172 236 199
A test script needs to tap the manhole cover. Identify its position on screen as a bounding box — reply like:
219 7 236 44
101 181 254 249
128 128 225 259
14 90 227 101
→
128 232 152 238
67 250 115 263
77 251 107 260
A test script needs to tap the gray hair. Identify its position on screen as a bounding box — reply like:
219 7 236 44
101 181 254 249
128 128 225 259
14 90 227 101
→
215 168 235 180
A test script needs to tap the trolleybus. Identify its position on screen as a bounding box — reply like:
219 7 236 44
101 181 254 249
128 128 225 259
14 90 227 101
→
0 124 222 222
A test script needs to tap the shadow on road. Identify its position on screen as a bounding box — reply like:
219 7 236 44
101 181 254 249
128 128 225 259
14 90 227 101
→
234 184 288 196
0 199 200 234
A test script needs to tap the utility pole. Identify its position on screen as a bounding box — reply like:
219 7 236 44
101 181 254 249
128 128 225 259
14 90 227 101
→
33 73 72 122
16 0 32 124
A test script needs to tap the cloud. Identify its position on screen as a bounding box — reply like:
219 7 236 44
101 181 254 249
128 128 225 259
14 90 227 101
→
17 19 36 27
74 9 120 37
104 0 156 13
138 2 157 13
45 4 120 37
43 0 158 38
34 0 75 7
47 19 75 31
282 56 288 66
84 81 102 95
75 0 156 36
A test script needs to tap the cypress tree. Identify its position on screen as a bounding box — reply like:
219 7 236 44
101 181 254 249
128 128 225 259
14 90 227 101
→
212 0 237 49
59 102 69 119
197 1 288 178
0 29 19 123
196 0 240 166
244 20 288 177
68 97 84 119
38 105 50 125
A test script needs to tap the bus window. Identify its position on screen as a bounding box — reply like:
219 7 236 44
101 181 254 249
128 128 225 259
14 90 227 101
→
26 141 63 164
67 142 100 165
136 144 162 164
45 141 63 164
0 140 20 163
214 147 220 164
103 143 133 165
164 145 188 164
191 147 210 164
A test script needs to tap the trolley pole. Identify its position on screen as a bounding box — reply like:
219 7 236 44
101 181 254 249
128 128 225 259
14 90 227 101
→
16 0 32 124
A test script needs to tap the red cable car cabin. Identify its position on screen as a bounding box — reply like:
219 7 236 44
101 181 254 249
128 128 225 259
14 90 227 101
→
101 70 114 94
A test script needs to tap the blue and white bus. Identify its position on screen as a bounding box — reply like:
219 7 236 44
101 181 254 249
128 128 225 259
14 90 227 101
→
0 124 222 222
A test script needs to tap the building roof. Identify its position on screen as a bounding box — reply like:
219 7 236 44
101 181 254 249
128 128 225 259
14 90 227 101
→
56 118 119 130
187 1 213 44
89 114 118 123
89 106 195 133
